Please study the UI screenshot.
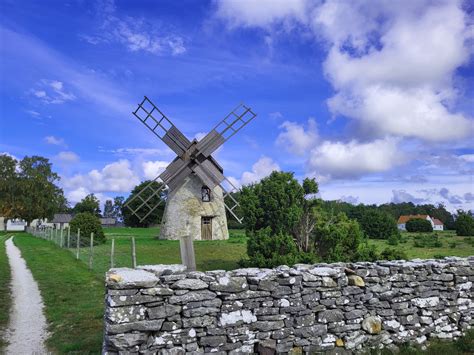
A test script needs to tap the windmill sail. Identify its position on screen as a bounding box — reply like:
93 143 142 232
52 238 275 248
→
123 178 168 222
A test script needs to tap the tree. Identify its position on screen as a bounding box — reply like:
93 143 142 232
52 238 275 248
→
73 194 101 216
244 227 310 268
293 178 319 252
123 181 166 227
455 212 474 236
113 196 124 222
0 154 21 217
360 209 399 240
240 171 305 235
0 155 68 223
103 200 114 218
69 212 106 244
406 218 433 233
313 209 365 263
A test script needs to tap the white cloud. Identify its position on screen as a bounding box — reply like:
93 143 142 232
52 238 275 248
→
83 0 186 56
391 189 427 204
307 137 401 179
99 147 172 156
276 118 318 155
63 159 139 193
459 154 474 163
30 79 76 104
319 1 473 142
56 151 79 164
214 0 308 28
240 156 280 185
44 135 66 146
142 160 169 180
26 110 41 118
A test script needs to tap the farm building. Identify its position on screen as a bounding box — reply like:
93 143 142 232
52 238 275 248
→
397 214 444 231
52 213 73 229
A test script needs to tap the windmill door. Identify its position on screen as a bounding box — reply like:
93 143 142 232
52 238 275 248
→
201 217 212 240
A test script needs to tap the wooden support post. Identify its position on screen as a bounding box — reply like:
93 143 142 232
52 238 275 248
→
180 235 196 271
67 227 71 248
76 229 81 260
89 232 94 269
60 228 64 248
131 237 137 268
110 238 115 269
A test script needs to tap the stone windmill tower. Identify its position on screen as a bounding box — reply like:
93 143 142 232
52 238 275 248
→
124 97 257 240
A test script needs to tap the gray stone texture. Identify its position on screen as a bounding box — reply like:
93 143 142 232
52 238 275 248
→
103 257 474 354
159 175 229 240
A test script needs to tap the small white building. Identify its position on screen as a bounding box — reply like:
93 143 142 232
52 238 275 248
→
6 219 26 231
397 214 444 231
432 218 444 231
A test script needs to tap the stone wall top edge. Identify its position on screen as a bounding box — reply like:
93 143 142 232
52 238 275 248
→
105 256 474 288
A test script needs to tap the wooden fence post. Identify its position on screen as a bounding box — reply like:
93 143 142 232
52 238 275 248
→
76 229 81 260
131 237 137 268
67 227 71 248
60 228 64 248
110 238 115 269
180 235 196 271
89 232 94 269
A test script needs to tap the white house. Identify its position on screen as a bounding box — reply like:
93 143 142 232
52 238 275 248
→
397 214 444 231
6 219 26 231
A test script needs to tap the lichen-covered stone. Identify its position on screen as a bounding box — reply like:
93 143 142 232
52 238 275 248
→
362 316 382 334
103 257 474 354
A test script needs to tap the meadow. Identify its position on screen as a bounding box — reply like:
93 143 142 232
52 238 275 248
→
1 229 473 353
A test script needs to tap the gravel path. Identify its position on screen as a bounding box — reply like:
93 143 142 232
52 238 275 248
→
5 236 48 354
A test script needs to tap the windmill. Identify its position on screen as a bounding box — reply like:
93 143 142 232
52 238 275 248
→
124 96 257 241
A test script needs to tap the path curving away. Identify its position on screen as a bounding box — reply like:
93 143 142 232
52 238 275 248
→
5 236 48 354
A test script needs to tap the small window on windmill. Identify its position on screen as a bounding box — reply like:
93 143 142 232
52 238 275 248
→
201 186 211 202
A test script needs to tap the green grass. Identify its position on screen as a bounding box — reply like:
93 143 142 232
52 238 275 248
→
367 230 474 259
0 232 12 351
13 233 104 353
70 227 247 278
366 328 474 354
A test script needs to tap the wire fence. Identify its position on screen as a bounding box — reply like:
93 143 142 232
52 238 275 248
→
27 226 137 273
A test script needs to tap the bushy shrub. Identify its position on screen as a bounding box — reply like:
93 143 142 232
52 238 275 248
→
314 212 364 263
406 218 433 233
455 213 474 236
413 234 442 248
355 242 379 262
449 242 457 249
243 227 313 268
360 209 399 240
380 248 408 261
387 233 400 245
69 212 106 244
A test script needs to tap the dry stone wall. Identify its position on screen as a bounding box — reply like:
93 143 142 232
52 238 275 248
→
103 257 474 354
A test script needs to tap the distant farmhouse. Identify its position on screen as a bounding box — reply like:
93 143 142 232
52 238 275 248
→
397 215 444 231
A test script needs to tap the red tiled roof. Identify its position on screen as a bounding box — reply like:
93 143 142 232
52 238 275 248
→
433 218 443 225
397 215 429 224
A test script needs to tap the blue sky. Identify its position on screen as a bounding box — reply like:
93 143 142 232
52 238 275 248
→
1 0 473 212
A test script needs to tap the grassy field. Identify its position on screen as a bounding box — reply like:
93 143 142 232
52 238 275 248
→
367 230 474 259
0 232 12 352
13 233 104 353
71 227 247 278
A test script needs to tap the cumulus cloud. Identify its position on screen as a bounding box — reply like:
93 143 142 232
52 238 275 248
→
63 159 139 193
307 137 401 179
439 187 464 204
142 160 169 180
339 195 359 204
214 0 308 28
30 79 75 104
276 118 318 155
234 156 280 186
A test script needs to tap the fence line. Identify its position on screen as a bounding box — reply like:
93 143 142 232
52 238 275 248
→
26 226 137 272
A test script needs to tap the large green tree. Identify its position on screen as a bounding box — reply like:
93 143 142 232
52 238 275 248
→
240 171 306 235
359 209 399 240
122 181 166 227
73 194 101 216
0 155 68 223
455 211 474 236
